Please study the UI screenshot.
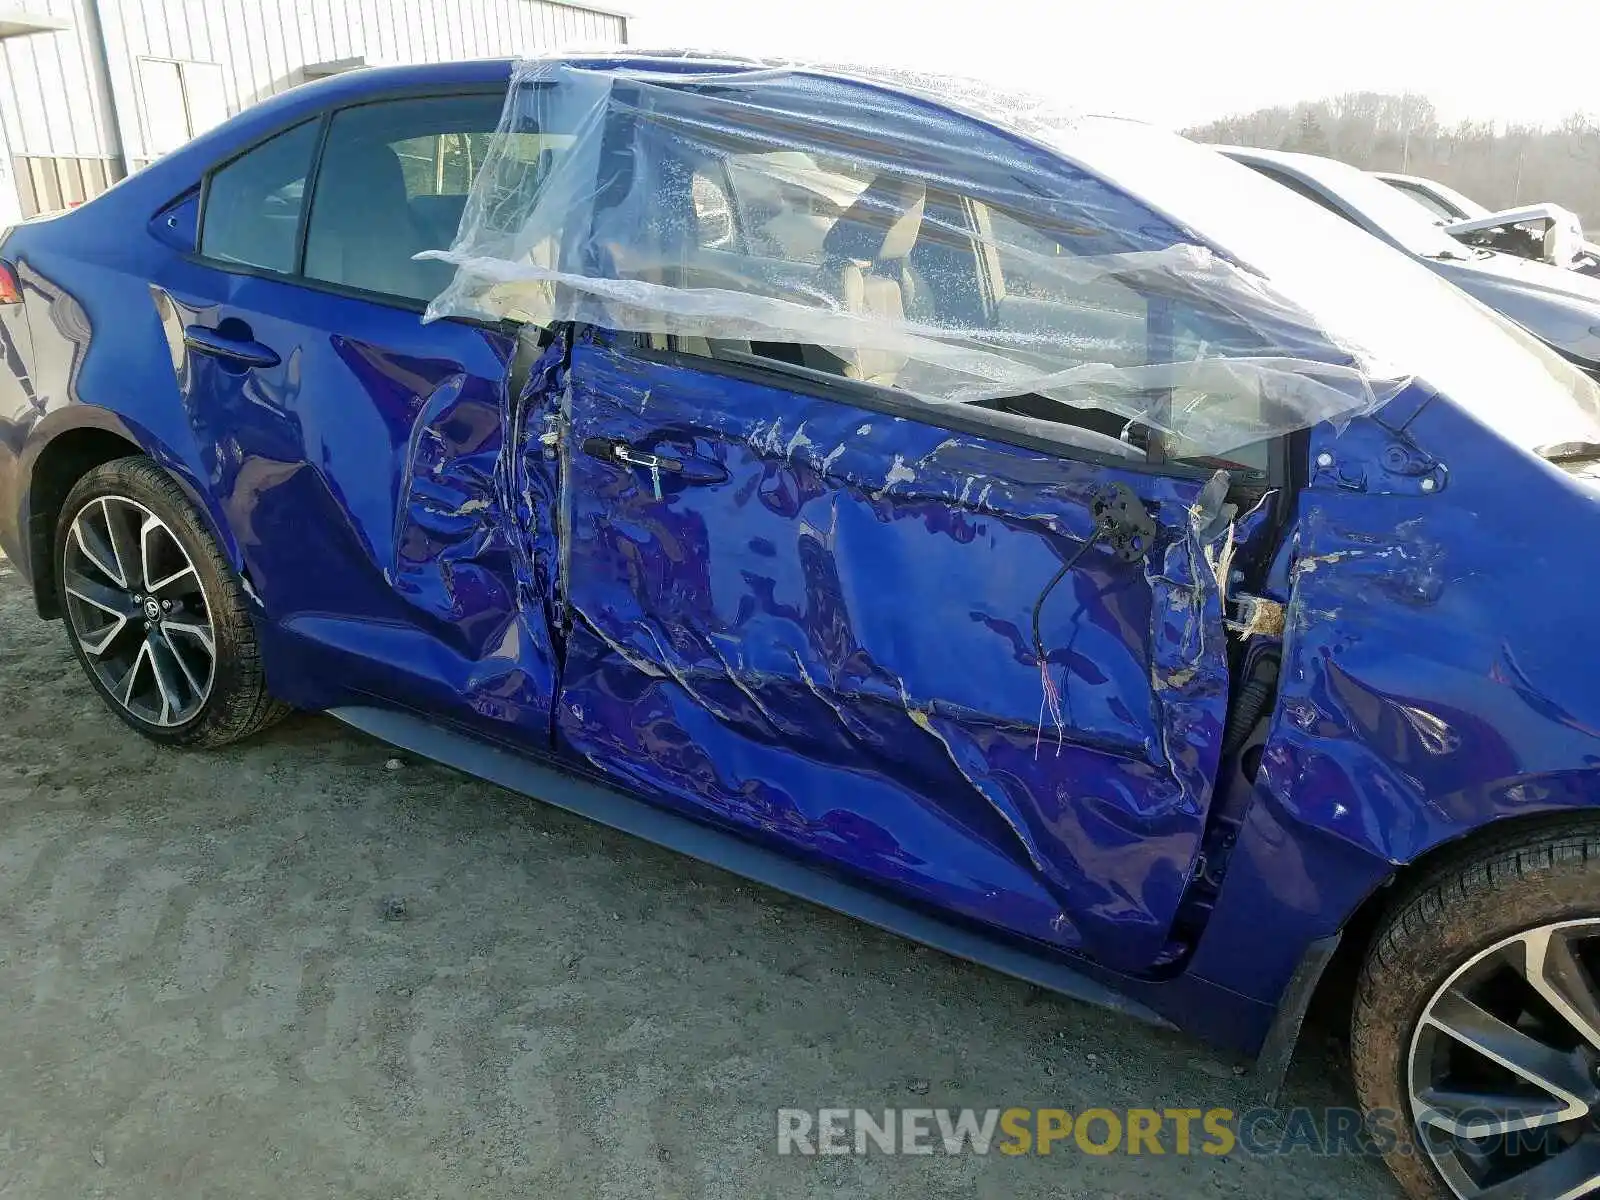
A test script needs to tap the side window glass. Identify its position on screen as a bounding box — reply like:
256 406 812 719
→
718 152 872 265
391 131 481 197
980 205 1147 366
1161 311 1273 474
629 108 1282 471
303 95 512 304
976 204 1273 474
1390 182 1456 222
691 171 735 249
200 119 318 273
667 149 940 380
660 147 1147 454
1247 165 1351 221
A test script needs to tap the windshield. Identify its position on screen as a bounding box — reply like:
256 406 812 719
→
1382 175 1492 224
1037 118 1600 451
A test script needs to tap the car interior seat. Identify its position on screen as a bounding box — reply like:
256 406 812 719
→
306 141 433 301
813 175 928 386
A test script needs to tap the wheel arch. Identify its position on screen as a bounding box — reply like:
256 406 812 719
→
1251 804 1600 1100
1312 806 1600 1039
22 408 243 619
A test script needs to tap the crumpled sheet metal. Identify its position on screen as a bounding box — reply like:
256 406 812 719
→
423 56 1409 458
156 288 560 738
386 333 573 734
539 336 1233 970
1261 404 1600 868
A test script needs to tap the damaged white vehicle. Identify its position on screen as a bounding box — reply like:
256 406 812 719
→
1221 146 1600 377
1377 170 1600 276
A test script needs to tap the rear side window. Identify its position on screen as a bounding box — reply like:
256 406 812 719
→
1387 180 1460 222
303 95 508 304
1244 163 1352 222
200 120 318 272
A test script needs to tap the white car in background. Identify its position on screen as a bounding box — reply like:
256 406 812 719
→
1377 170 1600 276
1217 145 1600 378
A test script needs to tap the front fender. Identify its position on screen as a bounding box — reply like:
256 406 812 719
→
1188 400 1600 1055
1265 407 1600 866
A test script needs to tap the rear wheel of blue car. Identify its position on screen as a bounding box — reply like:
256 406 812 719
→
1352 821 1600 1200
54 456 288 747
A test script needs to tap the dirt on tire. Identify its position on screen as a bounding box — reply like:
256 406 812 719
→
1350 819 1600 1199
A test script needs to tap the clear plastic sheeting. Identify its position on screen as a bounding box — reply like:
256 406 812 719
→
422 54 1598 458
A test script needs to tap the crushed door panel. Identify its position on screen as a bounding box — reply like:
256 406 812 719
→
543 335 1233 970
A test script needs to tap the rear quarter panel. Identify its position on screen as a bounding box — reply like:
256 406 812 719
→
0 61 519 589
0 208 238 581
0 279 38 565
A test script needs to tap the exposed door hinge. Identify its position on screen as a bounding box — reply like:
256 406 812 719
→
1225 594 1286 638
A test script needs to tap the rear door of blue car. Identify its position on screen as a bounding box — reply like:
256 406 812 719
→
540 81 1242 973
151 88 560 745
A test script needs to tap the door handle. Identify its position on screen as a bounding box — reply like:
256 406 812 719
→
578 434 732 498
580 435 683 475
183 324 281 369
581 435 683 500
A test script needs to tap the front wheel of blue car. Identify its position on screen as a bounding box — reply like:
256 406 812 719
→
1352 821 1600 1200
54 456 289 748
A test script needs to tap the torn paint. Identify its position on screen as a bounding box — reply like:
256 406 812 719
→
158 284 561 741
538 333 1233 971
1260 406 1600 864
882 455 917 490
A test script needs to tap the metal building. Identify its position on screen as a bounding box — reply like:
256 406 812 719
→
0 0 627 223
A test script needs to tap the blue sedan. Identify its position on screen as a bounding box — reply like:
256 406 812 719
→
3 54 1600 1200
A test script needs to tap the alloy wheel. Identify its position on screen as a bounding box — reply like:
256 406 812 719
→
1409 919 1600 1199
61 494 216 727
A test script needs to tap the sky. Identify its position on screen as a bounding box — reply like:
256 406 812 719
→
626 0 1600 130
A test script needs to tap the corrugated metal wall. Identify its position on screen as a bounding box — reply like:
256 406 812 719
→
0 0 625 214
0 0 115 157
99 0 626 165
0 0 121 215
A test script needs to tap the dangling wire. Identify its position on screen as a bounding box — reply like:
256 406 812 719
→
1036 656 1067 758
1032 523 1106 760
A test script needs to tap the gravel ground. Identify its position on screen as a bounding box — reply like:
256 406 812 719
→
0 546 1401 1198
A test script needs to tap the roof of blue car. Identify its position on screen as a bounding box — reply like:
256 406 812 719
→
266 51 886 105
197 52 831 151
255 50 1099 144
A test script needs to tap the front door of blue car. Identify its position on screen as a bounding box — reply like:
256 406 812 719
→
157 91 561 745
544 116 1239 972
554 330 1233 972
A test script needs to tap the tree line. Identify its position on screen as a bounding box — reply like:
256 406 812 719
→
1185 92 1600 232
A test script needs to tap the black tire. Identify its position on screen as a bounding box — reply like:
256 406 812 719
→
1350 818 1600 1200
54 455 289 747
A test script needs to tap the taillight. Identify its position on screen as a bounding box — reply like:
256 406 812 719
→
0 260 20 305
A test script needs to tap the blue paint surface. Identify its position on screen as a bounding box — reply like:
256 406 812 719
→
2 53 1598 1062
545 335 1230 970
1268 401 1600 861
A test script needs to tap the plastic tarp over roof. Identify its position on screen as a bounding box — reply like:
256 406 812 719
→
421 54 1599 457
